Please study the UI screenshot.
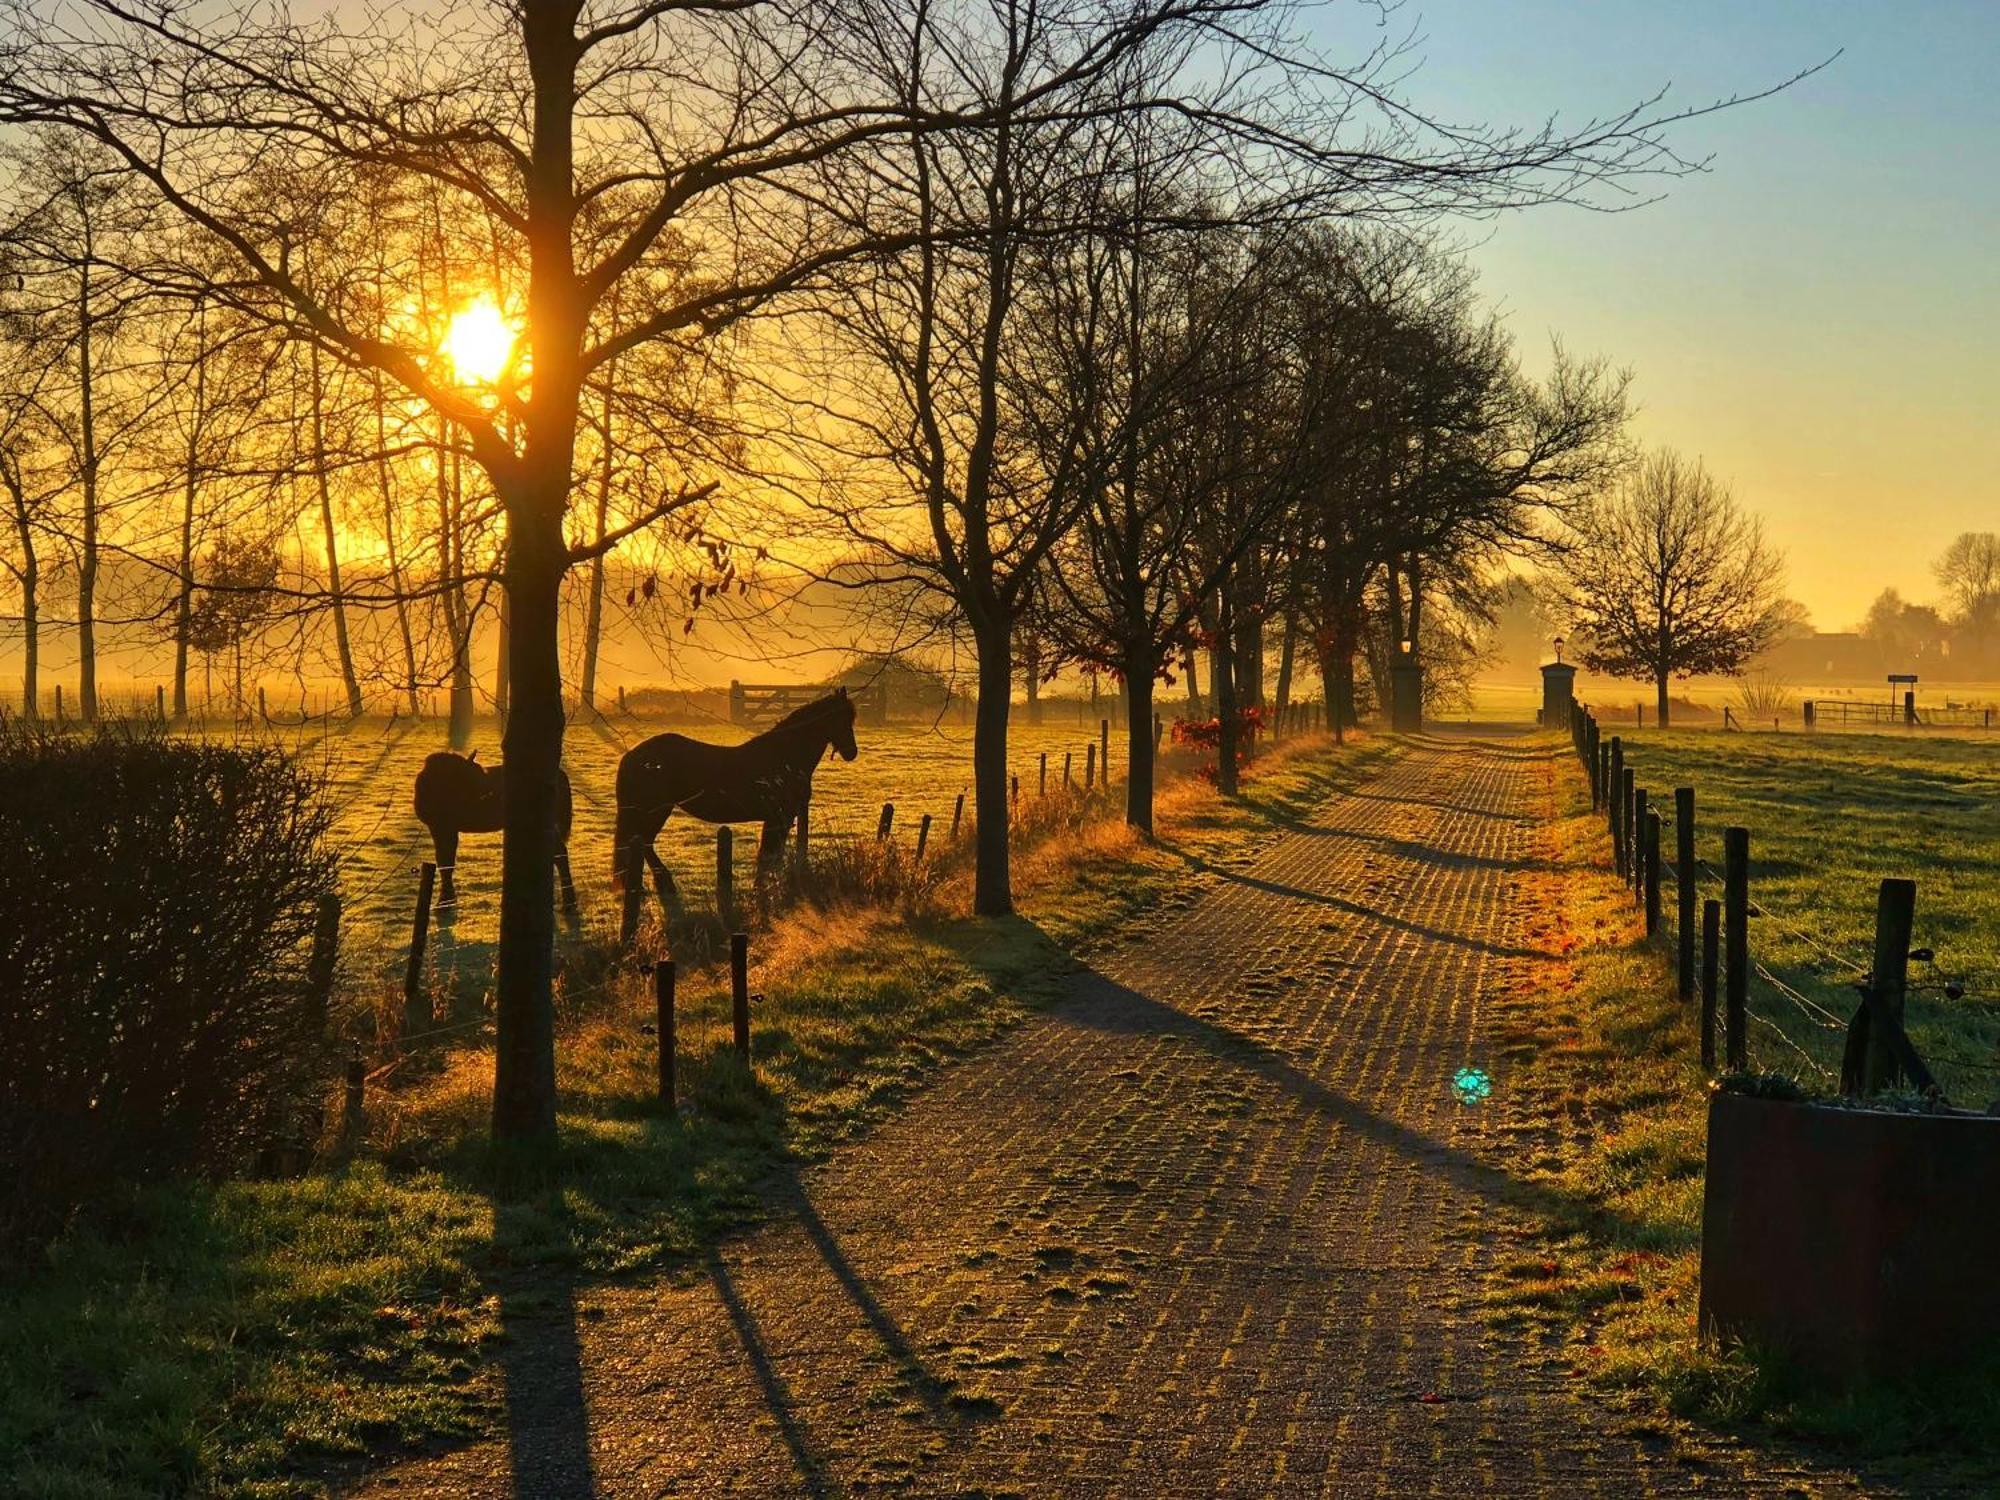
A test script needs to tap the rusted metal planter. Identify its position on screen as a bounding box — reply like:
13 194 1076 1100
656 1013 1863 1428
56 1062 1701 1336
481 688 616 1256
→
1700 1090 2000 1380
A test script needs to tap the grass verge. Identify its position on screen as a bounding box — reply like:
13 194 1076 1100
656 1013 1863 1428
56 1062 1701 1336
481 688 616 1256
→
0 729 1391 1499
1479 740 2000 1493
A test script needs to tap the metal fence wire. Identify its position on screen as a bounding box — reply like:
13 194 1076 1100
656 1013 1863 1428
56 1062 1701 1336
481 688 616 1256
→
1566 699 2000 1107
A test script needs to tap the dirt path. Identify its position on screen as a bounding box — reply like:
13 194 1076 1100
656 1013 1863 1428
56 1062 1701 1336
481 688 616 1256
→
351 732 1861 1498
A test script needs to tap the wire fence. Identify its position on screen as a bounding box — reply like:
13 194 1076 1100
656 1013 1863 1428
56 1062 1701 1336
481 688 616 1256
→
331 695 1336 1122
1568 699 2000 1109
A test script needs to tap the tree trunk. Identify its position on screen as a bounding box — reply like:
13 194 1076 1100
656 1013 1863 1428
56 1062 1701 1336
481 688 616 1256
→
1656 668 1671 729
1123 647 1156 834
173 457 195 718
972 620 1014 916
1215 579 1239 794
437 434 475 749
1273 610 1297 716
1022 628 1041 726
492 478 562 1147
579 328 615 713
1234 606 1263 708
488 0 580 1148
494 584 511 726
9 493 37 720
1324 603 1361 734
76 256 99 724
309 343 365 717
1183 647 1200 715
1405 556 1426 664
374 360 421 718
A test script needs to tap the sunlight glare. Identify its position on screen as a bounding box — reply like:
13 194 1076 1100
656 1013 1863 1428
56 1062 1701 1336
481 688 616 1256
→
442 299 516 385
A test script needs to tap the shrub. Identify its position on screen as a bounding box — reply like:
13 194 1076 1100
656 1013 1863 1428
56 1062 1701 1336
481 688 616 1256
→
0 723 337 1249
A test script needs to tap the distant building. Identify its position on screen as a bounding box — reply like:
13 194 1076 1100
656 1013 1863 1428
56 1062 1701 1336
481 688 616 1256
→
1757 631 1873 682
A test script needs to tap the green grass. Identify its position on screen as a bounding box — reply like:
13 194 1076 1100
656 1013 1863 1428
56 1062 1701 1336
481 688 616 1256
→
1602 727 2000 1105
1481 736 2000 1492
0 729 1391 1499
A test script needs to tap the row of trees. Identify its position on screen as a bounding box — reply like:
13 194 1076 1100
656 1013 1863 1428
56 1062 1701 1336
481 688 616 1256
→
0 0 1805 1145
1856 534 2000 673
0 131 720 740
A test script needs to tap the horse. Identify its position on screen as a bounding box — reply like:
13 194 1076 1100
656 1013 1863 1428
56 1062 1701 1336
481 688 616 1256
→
413 750 574 907
612 688 859 924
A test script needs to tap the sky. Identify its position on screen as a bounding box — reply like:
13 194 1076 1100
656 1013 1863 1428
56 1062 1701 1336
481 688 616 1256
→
1307 1 1999 632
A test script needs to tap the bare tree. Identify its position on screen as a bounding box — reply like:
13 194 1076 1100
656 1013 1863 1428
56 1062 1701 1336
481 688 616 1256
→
1551 448 1784 725
1933 531 2000 670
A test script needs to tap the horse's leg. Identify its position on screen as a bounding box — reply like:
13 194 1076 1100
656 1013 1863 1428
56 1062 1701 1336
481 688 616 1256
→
643 811 681 918
757 816 788 880
434 828 459 908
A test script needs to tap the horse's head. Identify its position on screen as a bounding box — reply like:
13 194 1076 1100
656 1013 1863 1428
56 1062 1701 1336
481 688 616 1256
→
829 687 859 762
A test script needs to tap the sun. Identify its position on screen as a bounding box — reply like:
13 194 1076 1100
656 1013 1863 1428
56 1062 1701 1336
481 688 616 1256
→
442 298 516 385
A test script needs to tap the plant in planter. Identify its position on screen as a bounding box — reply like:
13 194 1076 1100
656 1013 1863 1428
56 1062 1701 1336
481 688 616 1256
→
1701 1066 2000 1382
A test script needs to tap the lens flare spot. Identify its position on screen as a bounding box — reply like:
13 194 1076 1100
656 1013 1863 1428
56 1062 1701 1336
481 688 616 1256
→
1451 1066 1493 1105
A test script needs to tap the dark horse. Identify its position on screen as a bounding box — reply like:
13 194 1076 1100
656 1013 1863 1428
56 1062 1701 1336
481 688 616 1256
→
613 689 858 925
413 751 574 906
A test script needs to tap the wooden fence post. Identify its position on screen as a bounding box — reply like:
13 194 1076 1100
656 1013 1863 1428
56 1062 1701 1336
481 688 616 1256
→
155 683 167 721
1701 899 1720 1071
53 684 63 726
343 1045 366 1141
1644 809 1662 935
1100 719 1110 785
1608 764 1624 880
1860 877 1917 1095
1038 751 1047 797
403 861 436 1038
915 812 932 861
1062 751 1072 789
655 959 677 1110
618 684 627 715
730 932 751 1060
308 893 342 1030
951 792 965 839
1803 700 1816 730
715 826 734 915
1085 741 1097 789
876 802 894 841
554 851 580 931
1632 786 1649 899
1723 826 1749 1071
1011 773 1019 807
1675 788 1696 1001
258 685 268 724
1607 736 1624 864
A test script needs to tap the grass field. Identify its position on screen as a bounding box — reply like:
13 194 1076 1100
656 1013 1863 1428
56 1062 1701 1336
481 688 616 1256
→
0 716 1384 1500
1476 731 2000 1491
205 707 1154 985
1597 727 2000 1106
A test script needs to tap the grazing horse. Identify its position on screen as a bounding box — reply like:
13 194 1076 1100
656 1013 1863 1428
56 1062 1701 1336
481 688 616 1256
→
413 751 574 907
613 688 859 917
